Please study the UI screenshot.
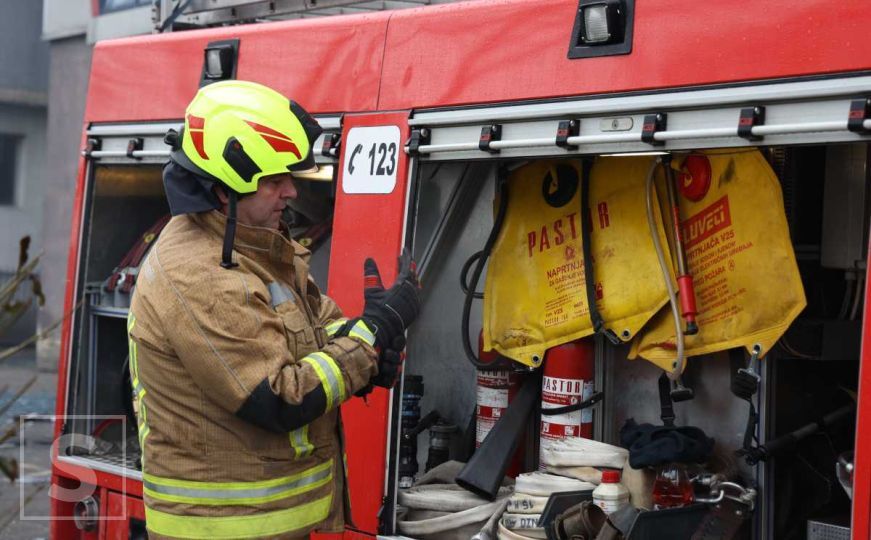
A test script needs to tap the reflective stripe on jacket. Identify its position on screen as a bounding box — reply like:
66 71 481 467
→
128 210 378 539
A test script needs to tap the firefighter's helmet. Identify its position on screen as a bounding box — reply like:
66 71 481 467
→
170 80 323 194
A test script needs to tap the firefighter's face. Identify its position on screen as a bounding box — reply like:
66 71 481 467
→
217 174 298 229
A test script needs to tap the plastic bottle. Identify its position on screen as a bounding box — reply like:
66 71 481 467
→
593 470 630 514
652 463 694 509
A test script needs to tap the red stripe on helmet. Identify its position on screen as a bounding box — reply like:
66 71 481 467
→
364 276 382 289
259 134 302 158
245 121 302 158
187 114 206 130
246 120 291 140
189 129 208 159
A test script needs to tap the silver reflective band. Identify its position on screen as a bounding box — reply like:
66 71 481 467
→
268 281 295 308
349 320 376 347
307 352 345 404
144 464 331 501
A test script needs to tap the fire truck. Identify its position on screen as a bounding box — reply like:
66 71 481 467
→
50 0 871 538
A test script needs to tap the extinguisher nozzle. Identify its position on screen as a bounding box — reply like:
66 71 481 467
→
685 321 699 335
670 382 695 403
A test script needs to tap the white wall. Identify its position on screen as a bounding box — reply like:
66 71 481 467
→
0 104 47 273
42 0 90 41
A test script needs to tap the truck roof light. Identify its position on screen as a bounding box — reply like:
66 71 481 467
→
206 48 227 79
582 4 613 43
200 39 240 87
568 0 634 59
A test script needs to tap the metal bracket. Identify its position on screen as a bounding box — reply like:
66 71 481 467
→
848 98 871 133
405 128 430 156
126 137 144 159
693 475 757 512
479 124 502 153
738 106 765 140
82 137 102 158
555 119 580 149
321 132 341 158
640 113 666 145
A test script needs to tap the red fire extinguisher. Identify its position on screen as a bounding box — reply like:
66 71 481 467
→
476 331 523 477
540 338 595 469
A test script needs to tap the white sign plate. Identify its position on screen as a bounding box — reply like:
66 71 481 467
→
342 125 401 194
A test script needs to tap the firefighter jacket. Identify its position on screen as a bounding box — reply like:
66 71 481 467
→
127 209 378 539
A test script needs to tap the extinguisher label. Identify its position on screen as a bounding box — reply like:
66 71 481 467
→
542 376 583 399
477 384 510 409
476 371 516 447
540 376 592 467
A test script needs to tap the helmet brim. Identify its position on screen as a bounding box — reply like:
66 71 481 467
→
291 164 334 182
286 148 318 173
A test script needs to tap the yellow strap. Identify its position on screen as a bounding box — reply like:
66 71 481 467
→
143 465 331 506
127 331 149 463
325 318 348 337
347 320 376 347
144 493 332 539
289 424 314 459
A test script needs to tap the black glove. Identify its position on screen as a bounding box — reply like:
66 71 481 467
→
354 338 405 396
373 335 405 388
359 249 420 351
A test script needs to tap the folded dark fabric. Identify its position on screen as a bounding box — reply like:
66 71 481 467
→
619 418 715 469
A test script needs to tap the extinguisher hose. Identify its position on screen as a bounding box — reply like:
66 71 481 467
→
645 158 686 380
462 172 510 369
540 391 604 416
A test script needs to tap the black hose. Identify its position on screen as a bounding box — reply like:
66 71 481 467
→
742 404 853 465
462 170 510 369
460 251 485 299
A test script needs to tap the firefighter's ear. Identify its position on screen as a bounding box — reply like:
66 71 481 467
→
213 184 230 206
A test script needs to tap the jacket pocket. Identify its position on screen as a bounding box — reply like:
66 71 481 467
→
269 283 317 358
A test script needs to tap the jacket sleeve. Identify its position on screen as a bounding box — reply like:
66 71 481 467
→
162 272 377 434
319 295 349 337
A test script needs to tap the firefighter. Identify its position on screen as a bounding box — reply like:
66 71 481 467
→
127 80 420 539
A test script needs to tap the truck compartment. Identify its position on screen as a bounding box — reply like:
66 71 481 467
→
394 143 865 539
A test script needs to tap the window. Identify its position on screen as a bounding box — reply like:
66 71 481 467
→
0 134 20 206
99 0 151 14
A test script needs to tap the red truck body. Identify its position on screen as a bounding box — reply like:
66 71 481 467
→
51 1 871 538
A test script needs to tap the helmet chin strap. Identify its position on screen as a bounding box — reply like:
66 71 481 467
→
221 190 239 269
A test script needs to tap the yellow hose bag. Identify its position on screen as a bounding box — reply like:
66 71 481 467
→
630 150 806 369
482 158 671 367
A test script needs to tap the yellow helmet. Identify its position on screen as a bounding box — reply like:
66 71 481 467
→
170 80 322 194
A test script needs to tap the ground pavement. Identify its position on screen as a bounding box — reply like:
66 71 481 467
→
0 349 56 539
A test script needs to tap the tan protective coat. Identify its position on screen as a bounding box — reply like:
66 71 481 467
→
128 210 377 539
482 158 670 366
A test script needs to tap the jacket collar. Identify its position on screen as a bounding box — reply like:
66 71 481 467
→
192 210 312 268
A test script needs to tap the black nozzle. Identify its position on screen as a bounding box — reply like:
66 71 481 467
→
456 372 540 500
670 384 695 403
